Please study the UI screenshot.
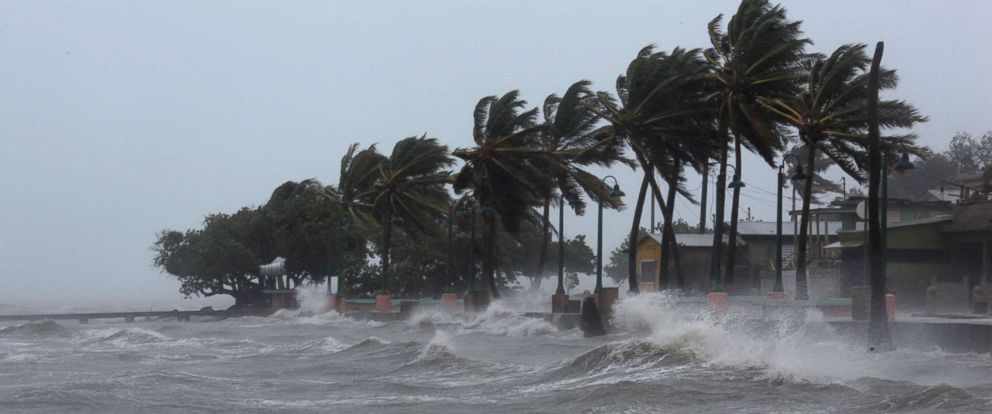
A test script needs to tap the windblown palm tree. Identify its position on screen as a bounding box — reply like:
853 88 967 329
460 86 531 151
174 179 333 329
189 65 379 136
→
705 0 810 291
349 136 454 294
588 46 718 291
758 44 927 299
533 80 632 288
453 91 553 298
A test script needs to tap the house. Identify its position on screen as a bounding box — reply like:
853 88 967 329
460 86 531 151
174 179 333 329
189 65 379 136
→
736 220 840 295
635 233 743 293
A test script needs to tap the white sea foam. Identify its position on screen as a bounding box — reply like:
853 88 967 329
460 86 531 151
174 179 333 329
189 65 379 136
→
409 299 557 337
417 330 455 361
609 292 992 387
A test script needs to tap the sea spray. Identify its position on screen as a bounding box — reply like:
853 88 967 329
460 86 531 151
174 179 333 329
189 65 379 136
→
417 330 455 361
294 282 332 315
409 299 557 337
607 292 992 387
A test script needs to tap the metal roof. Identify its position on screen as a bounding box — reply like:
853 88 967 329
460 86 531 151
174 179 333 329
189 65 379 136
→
735 220 842 237
644 233 744 247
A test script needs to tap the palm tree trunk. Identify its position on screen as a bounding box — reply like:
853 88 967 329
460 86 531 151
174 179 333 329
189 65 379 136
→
699 164 709 234
662 167 684 289
710 116 730 292
867 41 892 350
658 164 678 290
627 174 651 293
534 199 552 290
725 138 743 289
659 191 672 290
795 143 817 300
381 213 393 294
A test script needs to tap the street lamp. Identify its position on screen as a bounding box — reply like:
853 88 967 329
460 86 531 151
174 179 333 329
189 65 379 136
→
597 176 625 294
707 163 748 293
727 165 746 189
882 152 915 282
446 204 455 293
775 154 806 294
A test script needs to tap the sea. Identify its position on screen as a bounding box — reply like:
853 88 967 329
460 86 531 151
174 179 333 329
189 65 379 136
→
2 288 991 413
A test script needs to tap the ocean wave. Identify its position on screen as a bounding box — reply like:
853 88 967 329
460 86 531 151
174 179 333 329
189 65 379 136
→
609 292 992 389
409 301 557 337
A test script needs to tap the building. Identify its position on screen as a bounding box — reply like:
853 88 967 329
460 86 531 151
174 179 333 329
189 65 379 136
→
635 233 743 293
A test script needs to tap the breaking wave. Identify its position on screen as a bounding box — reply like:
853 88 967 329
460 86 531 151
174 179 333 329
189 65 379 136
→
608 292 992 388
409 300 557 337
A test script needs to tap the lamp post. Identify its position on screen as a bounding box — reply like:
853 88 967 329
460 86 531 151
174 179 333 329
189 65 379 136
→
597 176 625 294
708 164 745 293
446 204 455 293
458 200 477 292
557 193 567 295
882 152 915 281
776 154 807 294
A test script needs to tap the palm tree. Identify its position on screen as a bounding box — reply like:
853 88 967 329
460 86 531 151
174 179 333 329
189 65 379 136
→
453 91 553 298
533 80 632 288
705 0 810 292
588 46 717 292
353 136 454 294
758 44 927 300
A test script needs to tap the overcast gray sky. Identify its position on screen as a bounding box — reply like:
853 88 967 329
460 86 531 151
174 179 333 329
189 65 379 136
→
1 1 990 310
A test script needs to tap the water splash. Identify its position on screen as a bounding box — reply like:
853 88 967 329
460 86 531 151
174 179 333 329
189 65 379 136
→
608 292 992 387
408 299 557 337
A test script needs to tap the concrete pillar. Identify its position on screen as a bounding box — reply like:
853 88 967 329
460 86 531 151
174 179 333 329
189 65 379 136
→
551 294 569 314
973 286 988 314
885 294 896 321
441 292 459 312
926 285 938 314
464 290 490 312
598 288 620 317
708 292 729 313
326 294 337 311
375 294 392 312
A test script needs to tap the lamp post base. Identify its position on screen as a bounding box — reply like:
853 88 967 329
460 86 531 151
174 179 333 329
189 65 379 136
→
598 287 620 317
375 294 392 312
464 290 490 312
708 292 729 313
441 292 459 312
551 294 569 313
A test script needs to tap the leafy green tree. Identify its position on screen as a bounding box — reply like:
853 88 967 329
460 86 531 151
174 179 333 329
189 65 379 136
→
152 208 269 307
760 43 927 299
453 91 553 298
887 153 959 200
706 0 810 291
945 131 992 175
